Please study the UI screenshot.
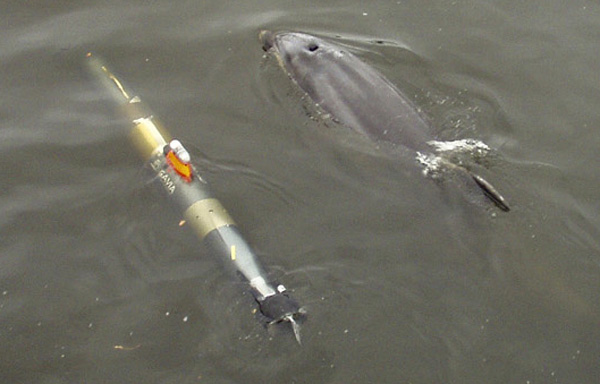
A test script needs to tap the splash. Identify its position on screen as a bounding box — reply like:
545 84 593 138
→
415 151 447 178
416 139 491 178
427 139 490 155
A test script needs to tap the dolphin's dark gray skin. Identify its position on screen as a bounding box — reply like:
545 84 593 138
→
260 31 509 212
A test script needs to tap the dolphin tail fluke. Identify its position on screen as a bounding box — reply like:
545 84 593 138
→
470 172 510 212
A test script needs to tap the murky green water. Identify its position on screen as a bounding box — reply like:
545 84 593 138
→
1 1 599 383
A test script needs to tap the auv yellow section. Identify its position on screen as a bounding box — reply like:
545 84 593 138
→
183 198 236 240
130 117 171 160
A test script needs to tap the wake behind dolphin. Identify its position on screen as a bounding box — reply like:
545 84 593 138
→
260 30 509 212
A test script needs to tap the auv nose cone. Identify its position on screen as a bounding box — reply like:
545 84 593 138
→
259 30 274 51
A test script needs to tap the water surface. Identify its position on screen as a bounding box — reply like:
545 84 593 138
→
1 1 599 383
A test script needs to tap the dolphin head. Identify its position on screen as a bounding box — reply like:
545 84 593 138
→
260 30 334 93
260 30 323 54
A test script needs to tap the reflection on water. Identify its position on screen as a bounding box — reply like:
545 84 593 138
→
1 0 599 383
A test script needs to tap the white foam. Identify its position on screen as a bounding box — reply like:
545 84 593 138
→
427 139 490 154
416 151 445 177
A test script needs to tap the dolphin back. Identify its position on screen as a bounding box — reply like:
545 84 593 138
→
264 32 432 151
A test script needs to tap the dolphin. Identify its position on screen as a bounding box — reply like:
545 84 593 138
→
260 30 509 212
